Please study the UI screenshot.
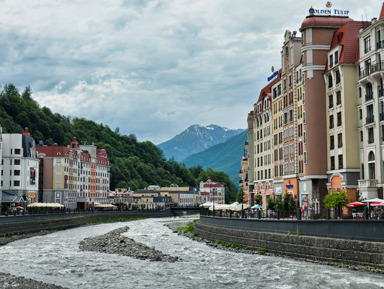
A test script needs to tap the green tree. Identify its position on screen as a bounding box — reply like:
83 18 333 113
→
323 190 350 217
236 187 245 203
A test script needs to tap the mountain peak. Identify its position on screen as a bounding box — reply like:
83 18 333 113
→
158 124 245 162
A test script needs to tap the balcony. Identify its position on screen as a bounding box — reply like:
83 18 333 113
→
377 40 384 49
358 179 377 188
365 92 373 102
359 68 372 80
366 116 374 124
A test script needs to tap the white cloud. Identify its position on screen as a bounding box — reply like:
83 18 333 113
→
0 0 380 144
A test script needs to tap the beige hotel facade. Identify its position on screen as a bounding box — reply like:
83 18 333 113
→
245 4 384 214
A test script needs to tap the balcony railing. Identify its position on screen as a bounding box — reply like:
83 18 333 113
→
358 179 377 188
359 68 372 79
366 116 374 124
365 92 373 101
372 61 384 73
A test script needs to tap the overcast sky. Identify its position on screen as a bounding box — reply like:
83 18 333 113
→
0 0 379 144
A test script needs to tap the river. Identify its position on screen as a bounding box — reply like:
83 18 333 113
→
0 216 383 288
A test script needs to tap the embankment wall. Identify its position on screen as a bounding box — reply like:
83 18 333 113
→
196 217 384 268
0 211 173 236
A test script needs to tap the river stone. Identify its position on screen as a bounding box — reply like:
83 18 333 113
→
79 226 180 262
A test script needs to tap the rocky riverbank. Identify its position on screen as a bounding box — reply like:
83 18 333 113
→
79 226 180 262
0 272 67 289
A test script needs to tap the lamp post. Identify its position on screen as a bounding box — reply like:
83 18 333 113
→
212 187 215 217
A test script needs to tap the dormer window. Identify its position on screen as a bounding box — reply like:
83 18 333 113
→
335 51 339 65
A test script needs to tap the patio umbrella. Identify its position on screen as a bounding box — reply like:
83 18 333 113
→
347 202 366 207
370 203 384 207
362 198 384 203
251 204 263 209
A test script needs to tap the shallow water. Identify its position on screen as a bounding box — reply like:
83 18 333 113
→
0 216 383 288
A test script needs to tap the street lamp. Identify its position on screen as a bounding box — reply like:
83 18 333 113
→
211 187 215 216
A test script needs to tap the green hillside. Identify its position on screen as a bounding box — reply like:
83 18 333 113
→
0 83 238 201
182 130 247 186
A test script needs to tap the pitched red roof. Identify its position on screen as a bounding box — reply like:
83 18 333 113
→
380 3 384 19
255 69 281 114
326 21 370 71
300 15 353 31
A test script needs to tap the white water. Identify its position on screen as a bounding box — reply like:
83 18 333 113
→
0 216 383 289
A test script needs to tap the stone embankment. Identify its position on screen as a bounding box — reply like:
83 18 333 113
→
79 226 180 262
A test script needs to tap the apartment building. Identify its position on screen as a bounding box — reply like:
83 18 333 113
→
252 73 281 208
357 6 384 199
2 128 39 203
38 137 110 210
299 12 352 214
275 30 302 201
324 21 368 200
199 178 225 204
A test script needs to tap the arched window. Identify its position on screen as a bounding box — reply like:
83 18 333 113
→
368 151 375 180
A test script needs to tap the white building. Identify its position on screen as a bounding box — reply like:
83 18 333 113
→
1 128 39 203
357 8 384 199
199 178 225 204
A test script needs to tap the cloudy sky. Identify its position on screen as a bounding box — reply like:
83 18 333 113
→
0 0 379 144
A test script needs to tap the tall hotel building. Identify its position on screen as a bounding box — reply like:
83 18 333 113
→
324 21 368 200
250 72 280 207
357 6 384 199
273 30 302 202
246 6 359 214
38 137 110 210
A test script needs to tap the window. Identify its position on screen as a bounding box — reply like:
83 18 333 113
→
328 95 333 109
365 59 372 77
335 70 341 84
330 156 335 170
303 111 306 124
360 131 363 142
366 104 374 124
368 127 374 143
330 135 334 150
336 91 341 105
337 112 342 126
366 82 373 101
337 133 342 148
335 51 339 64
329 55 333 68
328 75 333 88
14 159 20 165
329 115 334 129
14 170 20 176
14 149 21 155
364 36 371 53
359 109 362 120
13 180 20 186
338 155 343 169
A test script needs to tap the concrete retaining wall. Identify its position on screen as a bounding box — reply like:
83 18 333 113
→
195 220 384 268
0 211 173 236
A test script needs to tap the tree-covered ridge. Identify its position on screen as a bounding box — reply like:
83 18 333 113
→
0 84 237 202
